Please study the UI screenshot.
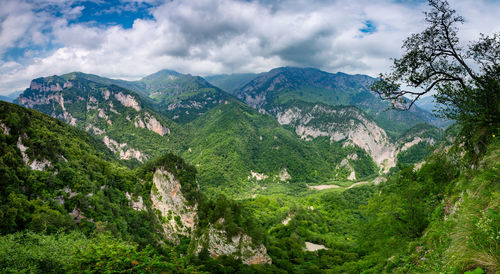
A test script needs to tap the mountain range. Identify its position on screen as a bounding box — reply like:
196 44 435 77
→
12 67 445 194
2 66 498 273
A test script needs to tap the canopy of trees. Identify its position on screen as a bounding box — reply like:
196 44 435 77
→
372 0 499 139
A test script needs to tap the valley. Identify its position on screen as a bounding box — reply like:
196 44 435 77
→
1 0 499 272
1 58 498 273
14 68 444 197
0 66 451 271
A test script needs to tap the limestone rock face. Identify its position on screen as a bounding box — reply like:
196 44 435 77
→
150 169 198 244
248 170 268 181
276 105 397 170
125 192 146 211
114 92 141 111
0 121 10 135
134 113 170 136
102 135 145 162
17 91 77 126
274 104 438 173
195 221 272 265
148 168 271 264
29 80 63 92
16 136 51 171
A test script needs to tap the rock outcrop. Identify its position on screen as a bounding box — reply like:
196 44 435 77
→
194 221 272 265
103 135 145 162
0 121 10 135
149 167 271 264
275 105 398 171
134 113 170 136
274 104 439 173
151 169 198 244
114 92 141 111
16 136 51 171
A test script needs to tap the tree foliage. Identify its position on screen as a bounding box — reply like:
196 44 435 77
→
372 0 499 135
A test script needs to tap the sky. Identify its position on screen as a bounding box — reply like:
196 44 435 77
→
0 0 499 95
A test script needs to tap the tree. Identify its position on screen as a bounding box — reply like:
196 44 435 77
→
372 0 499 135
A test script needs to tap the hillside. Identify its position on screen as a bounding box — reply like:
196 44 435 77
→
233 67 445 135
181 100 379 196
15 73 185 164
13 70 447 196
137 70 235 122
0 101 275 272
268 100 443 172
2 77 496 273
0 101 161 244
62 70 235 123
338 129 500 273
14 72 393 197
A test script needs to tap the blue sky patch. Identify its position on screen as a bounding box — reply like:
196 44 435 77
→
360 20 377 34
37 0 156 29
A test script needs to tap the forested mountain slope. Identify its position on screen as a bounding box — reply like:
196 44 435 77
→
341 128 500 273
14 72 388 197
233 67 446 135
69 70 234 123
0 101 274 272
180 100 378 196
13 70 447 196
15 73 185 164
0 101 160 243
269 100 443 172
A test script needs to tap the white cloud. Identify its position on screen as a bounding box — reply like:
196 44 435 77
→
0 0 499 95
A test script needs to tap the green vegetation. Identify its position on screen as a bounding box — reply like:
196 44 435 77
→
17 74 187 165
372 0 499 148
0 101 271 272
17 73 381 198
347 137 499 273
233 67 444 135
243 186 376 272
181 101 378 197
0 231 196 273
0 101 162 244
2 1 497 270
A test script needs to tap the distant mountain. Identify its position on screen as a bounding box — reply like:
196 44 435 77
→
205 73 261 94
15 73 185 164
414 96 439 113
0 95 12 102
233 67 445 136
71 70 232 123
13 69 445 196
0 90 22 103
138 70 233 123
13 72 382 195
269 100 443 172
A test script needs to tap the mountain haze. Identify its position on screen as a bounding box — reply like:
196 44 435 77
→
205 73 262 94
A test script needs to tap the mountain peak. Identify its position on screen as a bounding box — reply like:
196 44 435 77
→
141 69 181 82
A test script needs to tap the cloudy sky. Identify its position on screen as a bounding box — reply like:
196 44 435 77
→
0 0 499 95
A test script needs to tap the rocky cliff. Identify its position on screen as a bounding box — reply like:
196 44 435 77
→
272 102 441 173
151 168 198 244
16 73 178 162
148 163 271 264
193 220 272 265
